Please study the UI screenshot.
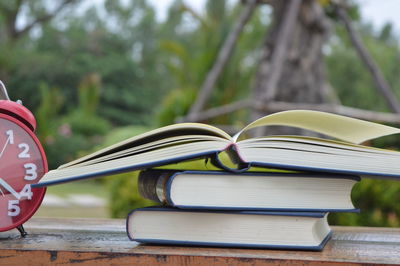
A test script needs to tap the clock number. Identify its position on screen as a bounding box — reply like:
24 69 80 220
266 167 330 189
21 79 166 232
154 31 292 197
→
8 200 20 216
18 143 30 158
7 185 33 216
6 130 14 144
24 163 37 181
19 184 33 200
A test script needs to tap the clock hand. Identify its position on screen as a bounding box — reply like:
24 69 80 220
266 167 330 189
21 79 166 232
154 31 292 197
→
0 134 12 158
0 178 21 200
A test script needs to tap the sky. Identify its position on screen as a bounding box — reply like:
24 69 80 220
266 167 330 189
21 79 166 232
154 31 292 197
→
149 0 400 33
360 0 400 32
22 0 400 38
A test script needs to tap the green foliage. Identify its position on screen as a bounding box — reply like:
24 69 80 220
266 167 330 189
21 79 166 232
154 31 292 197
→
35 83 64 141
36 75 110 169
78 74 101 116
108 171 155 218
4 0 170 126
330 179 400 227
66 112 110 137
326 21 400 112
45 133 90 170
157 87 197 126
66 74 111 137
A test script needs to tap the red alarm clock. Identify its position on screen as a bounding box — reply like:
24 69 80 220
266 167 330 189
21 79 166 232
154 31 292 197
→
0 81 47 236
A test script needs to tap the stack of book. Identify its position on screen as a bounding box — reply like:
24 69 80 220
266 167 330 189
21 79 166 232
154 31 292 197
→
126 169 359 250
34 110 400 250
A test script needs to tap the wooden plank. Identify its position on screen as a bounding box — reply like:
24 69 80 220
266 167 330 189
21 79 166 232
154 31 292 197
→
0 218 399 265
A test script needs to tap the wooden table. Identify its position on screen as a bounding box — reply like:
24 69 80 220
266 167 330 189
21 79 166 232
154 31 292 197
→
1 218 399 265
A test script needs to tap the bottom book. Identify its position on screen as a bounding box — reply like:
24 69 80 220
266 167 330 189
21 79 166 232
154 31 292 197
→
126 207 332 250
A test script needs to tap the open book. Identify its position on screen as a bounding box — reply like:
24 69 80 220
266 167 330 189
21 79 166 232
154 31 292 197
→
35 110 400 187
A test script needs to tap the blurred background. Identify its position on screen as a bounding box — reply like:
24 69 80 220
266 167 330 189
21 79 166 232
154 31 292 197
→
1 0 400 226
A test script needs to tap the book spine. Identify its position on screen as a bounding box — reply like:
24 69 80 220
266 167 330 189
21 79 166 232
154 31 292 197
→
138 170 175 203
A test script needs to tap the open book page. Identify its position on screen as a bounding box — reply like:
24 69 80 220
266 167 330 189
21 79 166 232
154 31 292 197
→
64 135 227 168
41 140 231 184
236 135 400 177
238 135 400 155
233 110 400 144
59 123 232 169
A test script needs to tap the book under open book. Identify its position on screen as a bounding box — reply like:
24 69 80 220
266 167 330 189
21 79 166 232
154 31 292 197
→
138 170 359 212
126 207 332 250
34 110 400 187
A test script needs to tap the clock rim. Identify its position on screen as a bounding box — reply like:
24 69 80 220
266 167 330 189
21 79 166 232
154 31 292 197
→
0 113 48 232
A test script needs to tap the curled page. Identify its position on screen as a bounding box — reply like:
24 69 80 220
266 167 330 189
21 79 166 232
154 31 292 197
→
233 110 400 144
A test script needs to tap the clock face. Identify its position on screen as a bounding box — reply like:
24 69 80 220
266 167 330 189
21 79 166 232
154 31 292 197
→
0 114 47 232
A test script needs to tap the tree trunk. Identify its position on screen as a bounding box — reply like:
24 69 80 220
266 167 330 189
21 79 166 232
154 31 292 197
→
251 0 332 136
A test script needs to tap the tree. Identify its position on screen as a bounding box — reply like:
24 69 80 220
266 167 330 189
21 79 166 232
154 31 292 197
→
157 0 267 126
250 0 332 135
327 21 400 112
0 0 77 81
0 0 76 43
2 0 171 125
